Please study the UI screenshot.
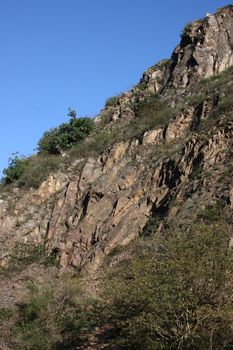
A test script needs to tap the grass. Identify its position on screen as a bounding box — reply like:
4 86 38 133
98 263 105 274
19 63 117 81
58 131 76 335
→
0 243 58 277
9 276 101 350
200 65 233 90
105 95 120 107
129 94 173 137
17 154 64 188
0 153 64 190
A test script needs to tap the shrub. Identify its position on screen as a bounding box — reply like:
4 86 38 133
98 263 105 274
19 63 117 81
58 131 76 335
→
103 224 233 349
2 153 63 189
38 113 94 155
12 278 101 350
68 126 123 160
136 82 147 91
2 153 30 184
180 20 201 38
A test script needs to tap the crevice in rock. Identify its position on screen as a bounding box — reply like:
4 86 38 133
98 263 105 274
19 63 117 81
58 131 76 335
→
142 194 171 237
187 55 198 69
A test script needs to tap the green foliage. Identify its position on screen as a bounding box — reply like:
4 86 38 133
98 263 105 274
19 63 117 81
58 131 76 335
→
2 153 30 184
0 308 13 320
142 214 163 237
68 126 123 159
1 153 63 189
180 19 201 38
103 224 233 349
200 65 233 90
69 95 173 161
38 111 94 154
12 278 101 350
105 95 120 107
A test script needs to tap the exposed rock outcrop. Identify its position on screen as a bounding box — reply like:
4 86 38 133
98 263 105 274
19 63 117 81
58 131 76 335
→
1 5 233 273
166 6 233 89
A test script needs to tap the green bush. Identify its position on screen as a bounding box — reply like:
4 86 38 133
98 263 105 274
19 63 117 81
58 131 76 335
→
2 153 30 184
68 126 123 160
38 113 94 155
103 224 233 349
2 153 63 189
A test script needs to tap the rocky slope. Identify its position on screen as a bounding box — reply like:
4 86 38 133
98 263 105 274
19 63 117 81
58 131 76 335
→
1 4 233 276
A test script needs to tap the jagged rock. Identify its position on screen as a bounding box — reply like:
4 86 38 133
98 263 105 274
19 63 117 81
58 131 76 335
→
139 59 171 93
1 5 233 273
36 173 69 202
164 107 195 142
142 128 163 146
230 188 233 209
166 6 233 89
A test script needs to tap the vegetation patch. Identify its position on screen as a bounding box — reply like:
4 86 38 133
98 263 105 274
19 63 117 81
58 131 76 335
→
102 224 233 349
10 278 102 350
0 243 58 277
38 110 95 155
105 96 120 107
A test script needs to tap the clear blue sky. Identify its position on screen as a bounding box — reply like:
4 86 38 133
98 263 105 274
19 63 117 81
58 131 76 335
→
0 0 231 176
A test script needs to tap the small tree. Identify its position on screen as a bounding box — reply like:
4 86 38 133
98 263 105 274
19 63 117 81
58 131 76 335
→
38 109 94 154
68 108 77 120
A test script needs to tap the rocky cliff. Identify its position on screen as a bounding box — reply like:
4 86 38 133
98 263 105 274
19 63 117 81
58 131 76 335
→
1 5 233 275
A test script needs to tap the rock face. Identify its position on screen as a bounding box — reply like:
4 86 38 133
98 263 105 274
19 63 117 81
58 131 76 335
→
1 97 233 271
95 6 233 128
1 5 233 272
166 6 233 89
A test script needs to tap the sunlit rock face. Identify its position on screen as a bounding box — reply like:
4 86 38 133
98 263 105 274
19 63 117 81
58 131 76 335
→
1 5 233 272
166 6 233 89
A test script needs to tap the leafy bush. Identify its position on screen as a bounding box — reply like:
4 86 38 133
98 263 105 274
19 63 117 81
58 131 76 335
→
2 153 30 184
38 113 94 155
136 82 147 91
103 224 233 349
180 22 193 37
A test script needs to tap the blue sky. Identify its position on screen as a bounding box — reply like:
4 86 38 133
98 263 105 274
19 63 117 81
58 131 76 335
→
0 0 231 176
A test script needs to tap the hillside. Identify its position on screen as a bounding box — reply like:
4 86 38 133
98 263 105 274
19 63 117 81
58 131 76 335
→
1 5 233 350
